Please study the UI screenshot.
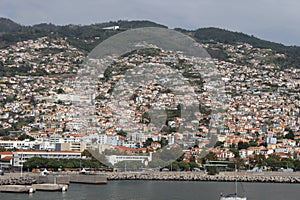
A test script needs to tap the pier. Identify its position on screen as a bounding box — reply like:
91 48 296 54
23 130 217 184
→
0 173 107 193
0 185 35 193
32 184 68 192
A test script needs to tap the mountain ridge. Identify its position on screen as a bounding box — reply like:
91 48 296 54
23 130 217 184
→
0 17 299 68
0 17 22 32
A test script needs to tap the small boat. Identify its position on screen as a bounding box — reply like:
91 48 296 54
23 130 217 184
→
220 193 247 200
220 165 247 200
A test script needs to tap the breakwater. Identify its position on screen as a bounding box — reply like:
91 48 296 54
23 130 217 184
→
106 172 300 183
2 172 300 185
0 176 36 185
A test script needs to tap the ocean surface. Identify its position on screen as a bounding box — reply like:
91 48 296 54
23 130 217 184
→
1 180 300 200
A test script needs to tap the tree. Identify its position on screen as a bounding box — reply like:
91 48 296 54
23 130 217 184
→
214 141 224 148
238 142 249 150
0 146 6 151
189 155 196 163
284 131 295 140
18 134 35 141
203 151 218 161
206 166 219 175
293 160 300 171
249 140 258 147
143 138 153 148
178 161 190 171
229 148 240 158
141 112 151 124
189 161 199 170
82 149 92 158
265 154 281 170
24 157 103 170
116 130 127 137
235 157 245 170
159 137 168 148
251 154 266 167
56 88 65 94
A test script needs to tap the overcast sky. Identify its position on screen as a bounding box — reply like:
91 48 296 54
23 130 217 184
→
1 0 299 46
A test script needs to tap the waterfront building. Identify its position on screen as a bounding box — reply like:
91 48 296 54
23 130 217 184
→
12 150 82 167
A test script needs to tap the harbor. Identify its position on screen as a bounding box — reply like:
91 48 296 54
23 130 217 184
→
2 171 300 196
1 180 300 200
2 171 300 185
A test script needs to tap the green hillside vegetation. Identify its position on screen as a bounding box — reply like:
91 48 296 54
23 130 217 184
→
0 17 21 32
193 28 300 69
0 18 299 68
0 18 167 52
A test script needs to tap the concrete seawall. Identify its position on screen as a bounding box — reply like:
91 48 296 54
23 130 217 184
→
35 175 70 184
70 175 107 184
105 172 300 183
0 174 107 185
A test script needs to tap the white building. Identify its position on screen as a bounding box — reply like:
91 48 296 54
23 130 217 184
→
106 152 152 166
0 152 13 169
0 140 36 150
102 26 120 30
12 150 82 167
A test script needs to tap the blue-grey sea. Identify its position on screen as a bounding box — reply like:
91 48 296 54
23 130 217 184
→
1 180 299 200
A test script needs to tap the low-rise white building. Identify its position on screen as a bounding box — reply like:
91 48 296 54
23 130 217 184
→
0 140 36 150
12 150 82 167
106 152 152 166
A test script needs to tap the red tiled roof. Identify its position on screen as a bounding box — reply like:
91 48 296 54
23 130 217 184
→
0 152 12 155
70 134 85 137
1 156 12 161
15 150 78 153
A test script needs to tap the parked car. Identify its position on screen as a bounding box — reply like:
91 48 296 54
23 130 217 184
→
0 169 4 176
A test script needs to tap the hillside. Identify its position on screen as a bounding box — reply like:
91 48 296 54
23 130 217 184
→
0 18 299 169
0 18 167 52
0 17 21 32
193 28 300 68
0 18 299 68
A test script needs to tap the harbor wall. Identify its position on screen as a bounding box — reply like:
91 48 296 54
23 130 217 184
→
69 175 107 184
2 172 300 185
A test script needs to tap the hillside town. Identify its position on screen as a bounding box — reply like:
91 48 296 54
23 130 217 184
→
0 35 299 171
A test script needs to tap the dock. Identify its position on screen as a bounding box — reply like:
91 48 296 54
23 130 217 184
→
32 184 68 192
0 185 35 193
0 173 107 194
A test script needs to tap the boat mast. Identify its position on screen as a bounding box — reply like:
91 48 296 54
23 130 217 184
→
235 163 237 197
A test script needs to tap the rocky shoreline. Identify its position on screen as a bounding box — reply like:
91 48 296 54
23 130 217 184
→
106 172 300 183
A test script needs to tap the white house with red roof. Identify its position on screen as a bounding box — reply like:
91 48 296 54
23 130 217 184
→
0 151 13 169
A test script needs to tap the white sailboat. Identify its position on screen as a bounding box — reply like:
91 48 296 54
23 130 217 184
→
220 165 247 200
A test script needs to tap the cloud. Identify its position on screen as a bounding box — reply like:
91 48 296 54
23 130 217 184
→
0 0 299 45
